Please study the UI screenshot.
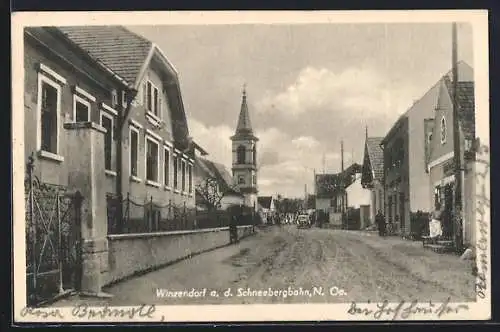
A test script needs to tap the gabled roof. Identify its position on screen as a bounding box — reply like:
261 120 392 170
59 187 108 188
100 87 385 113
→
365 137 384 181
315 163 361 197
382 61 473 146
443 78 475 140
195 158 241 196
57 26 191 151
56 26 152 87
257 196 273 209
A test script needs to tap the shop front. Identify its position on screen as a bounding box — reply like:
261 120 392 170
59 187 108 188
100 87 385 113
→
429 156 475 249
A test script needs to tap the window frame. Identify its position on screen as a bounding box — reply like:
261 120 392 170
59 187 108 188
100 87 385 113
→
146 80 161 118
181 158 187 193
237 145 246 164
145 135 161 186
188 161 193 195
440 116 447 144
238 175 245 185
164 146 171 188
36 72 63 159
73 94 91 123
129 125 140 180
100 111 114 173
173 152 179 191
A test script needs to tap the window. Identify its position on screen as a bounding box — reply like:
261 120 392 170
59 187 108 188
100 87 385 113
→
129 126 139 177
101 113 113 170
238 175 245 185
146 80 161 117
181 159 186 192
464 138 473 152
38 76 60 154
164 147 170 186
146 137 160 183
111 90 118 107
122 91 127 107
440 116 447 144
73 95 90 122
252 145 257 165
252 174 256 185
173 154 178 189
188 164 193 193
378 190 383 211
237 145 246 164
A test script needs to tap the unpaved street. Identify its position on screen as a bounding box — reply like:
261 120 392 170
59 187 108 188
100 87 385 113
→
54 226 475 306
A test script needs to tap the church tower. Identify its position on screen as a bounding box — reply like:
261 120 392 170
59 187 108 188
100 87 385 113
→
231 85 259 210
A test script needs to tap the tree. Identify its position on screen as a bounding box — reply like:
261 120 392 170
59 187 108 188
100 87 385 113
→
196 176 238 211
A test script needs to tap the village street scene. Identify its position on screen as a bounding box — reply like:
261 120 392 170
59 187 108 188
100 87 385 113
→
21 21 480 309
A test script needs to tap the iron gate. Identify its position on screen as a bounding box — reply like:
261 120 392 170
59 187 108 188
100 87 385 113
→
25 155 83 306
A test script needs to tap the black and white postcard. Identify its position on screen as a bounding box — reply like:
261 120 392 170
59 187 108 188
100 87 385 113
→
11 10 490 322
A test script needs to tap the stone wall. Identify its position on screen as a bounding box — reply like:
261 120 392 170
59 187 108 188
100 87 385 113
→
104 225 255 286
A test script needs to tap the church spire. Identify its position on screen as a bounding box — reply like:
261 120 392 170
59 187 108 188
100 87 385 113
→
235 83 253 135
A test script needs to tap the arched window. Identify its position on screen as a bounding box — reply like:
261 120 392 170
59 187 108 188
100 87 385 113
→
440 117 447 144
252 145 256 165
237 145 246 164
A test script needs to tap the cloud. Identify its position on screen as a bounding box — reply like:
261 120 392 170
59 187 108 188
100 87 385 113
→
190 120 339 197
189 118 233 167
188 65 417 197
256 66 416 120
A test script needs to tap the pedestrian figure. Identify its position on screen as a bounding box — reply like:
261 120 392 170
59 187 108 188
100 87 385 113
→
375 210 386 237
229 213 238 244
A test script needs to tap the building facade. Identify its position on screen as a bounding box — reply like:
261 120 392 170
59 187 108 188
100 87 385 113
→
426 74 475 248
381 61 474 237
24 27 129 188
231 87 259 210
57 26 197 221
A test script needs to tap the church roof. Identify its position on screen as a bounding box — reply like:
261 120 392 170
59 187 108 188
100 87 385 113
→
232 87 258 141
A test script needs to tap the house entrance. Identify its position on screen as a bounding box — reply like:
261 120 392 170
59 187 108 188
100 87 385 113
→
441 183 454 239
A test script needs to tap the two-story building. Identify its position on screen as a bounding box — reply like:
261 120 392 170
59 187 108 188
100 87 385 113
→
57 26 198 228
381 61 473 237
426 74 475 249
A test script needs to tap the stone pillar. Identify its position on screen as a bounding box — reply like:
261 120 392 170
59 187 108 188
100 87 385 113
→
63 122 111 297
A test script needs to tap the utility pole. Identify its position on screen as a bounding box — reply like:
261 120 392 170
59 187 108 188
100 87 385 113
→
341 140 346 229
451 22 464 252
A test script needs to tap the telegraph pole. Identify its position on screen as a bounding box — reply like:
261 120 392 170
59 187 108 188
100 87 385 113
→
341 140 346 229
451 22 464 251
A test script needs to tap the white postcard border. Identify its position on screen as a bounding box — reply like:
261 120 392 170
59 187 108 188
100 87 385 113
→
11 10 490 323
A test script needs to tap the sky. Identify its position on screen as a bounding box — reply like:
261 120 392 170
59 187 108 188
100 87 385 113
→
127 23 473 198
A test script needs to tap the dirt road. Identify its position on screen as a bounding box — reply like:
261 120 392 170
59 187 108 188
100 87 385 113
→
54 225 475 306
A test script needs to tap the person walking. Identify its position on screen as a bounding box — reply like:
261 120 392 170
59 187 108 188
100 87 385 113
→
375 210 386 237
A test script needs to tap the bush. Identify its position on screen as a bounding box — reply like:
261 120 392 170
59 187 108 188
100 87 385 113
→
410 210 430 240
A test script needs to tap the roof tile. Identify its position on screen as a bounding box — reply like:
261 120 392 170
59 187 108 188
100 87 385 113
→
56 26 152 85
365 137 384 181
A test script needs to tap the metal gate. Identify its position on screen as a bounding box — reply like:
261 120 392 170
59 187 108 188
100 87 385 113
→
25 155 83 306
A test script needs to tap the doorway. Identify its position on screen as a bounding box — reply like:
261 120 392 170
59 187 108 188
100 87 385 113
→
442 183 454 239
